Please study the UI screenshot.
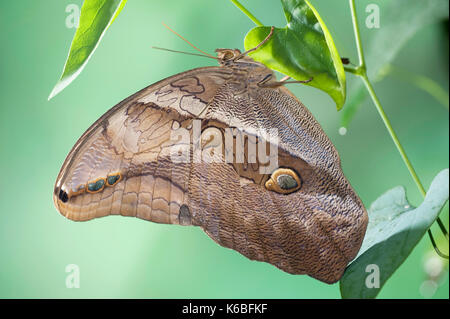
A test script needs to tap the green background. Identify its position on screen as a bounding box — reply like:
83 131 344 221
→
0 0 448 298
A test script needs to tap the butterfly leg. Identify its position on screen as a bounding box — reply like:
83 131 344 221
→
258 76 313 88
233 26 275 61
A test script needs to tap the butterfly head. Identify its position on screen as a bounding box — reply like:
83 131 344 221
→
215 48 264 68
215 48 241 61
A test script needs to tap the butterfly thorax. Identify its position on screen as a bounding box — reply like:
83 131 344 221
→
215 48 276 94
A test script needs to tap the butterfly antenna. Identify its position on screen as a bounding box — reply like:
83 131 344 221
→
162 22 217 60
151 46 218 60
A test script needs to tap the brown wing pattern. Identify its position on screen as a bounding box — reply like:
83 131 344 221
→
180 82 367 283
54 62 368 284
54 67 231 223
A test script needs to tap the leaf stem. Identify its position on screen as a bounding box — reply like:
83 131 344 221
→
229 0 263 26
344 65 364 76
348 0 448 256
349 1 366 72
359 74 429 197
348 0 427 197
343 65 358 74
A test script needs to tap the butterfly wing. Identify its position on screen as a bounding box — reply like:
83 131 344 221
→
54 66 232 223
54 66 368 284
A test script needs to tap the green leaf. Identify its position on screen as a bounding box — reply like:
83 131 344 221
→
341 0 449 128
340 169 449 299
48 0 127 100
244 0 346 110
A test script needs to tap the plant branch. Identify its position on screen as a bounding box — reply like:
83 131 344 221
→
343 65 358 74
229 0 263 26
344 65 365 76
349 0 366 71
360 75 427 197
348 0 448 257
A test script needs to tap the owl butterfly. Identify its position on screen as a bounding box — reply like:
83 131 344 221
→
54 35 368 284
